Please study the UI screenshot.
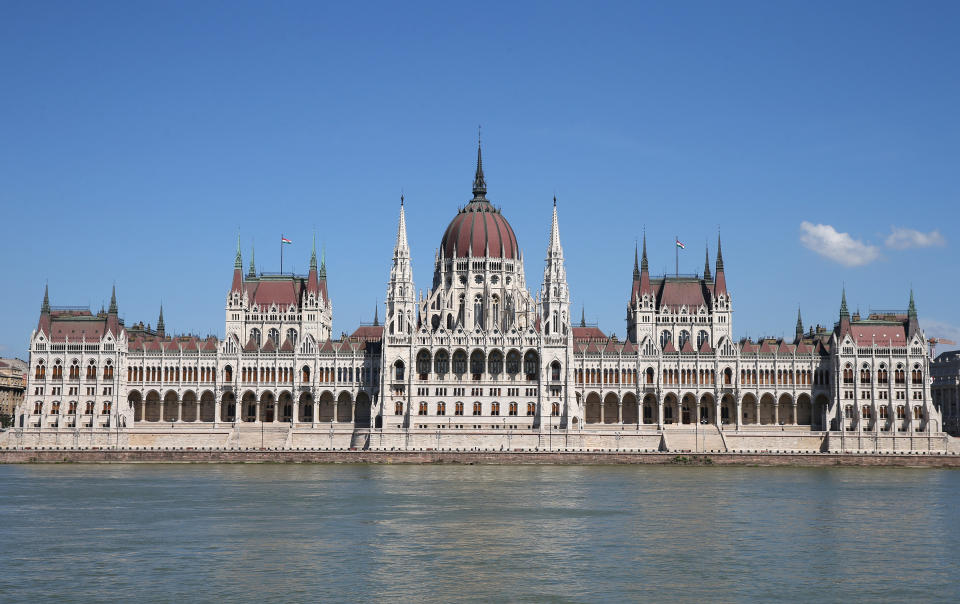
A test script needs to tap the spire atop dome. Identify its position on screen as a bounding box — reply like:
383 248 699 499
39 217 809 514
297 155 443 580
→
472 140 487 201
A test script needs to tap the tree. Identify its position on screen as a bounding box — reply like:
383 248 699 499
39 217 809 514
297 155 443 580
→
0 413 12 429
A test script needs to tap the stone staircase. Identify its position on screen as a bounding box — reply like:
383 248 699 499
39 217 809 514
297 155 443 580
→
235 425 290 449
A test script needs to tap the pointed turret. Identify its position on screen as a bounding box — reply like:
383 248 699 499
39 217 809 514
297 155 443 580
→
157 305 165 337
838 287 851 337
247 243 256 278
472 142 487 201
41 283 50 314
373 302 379 327
580 306 586 328
714 234 727 296
639 232 651 295
633 242 640 281
231 235 244 293
386 197 415 335
541 198 570 337
795 308 803 343
703 244 712 282
106 284 120 333
907 288 920 338
547 196 562 258
307 233 320 296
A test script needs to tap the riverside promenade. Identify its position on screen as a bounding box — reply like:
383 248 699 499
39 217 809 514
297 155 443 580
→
3 448 960 467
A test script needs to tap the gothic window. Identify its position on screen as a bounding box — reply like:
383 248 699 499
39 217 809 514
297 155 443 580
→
69 359 80 379
68 401 76 414
474 295 484 330
394 360 405 381
437 402 446 416
452 350 467 375
491 402 500 416
85 401 94 415
470 350 485 376
724 368 732 385
35 360 45 379
660 330 672 350
395 402 403 415
488 350 503 375
416 350 431 376
250 328 261 348
286 328 298 346
50 401 60 415
267 328 280 346
646 367 654 384
679 330 690 349
913 406 922 419
418 402 427 416
492 296 500 329
102 401 111 415
896 405 905 419
434 350 449 375
697 330 709 349
526 402 536 416
551 402 560 416
455 402 464 416
473 401 482 415
523 351 539 378
551 361 561 381
509 402 518 416
506 350 521 375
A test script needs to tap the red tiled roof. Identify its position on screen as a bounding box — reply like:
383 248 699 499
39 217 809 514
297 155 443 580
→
441 202 519 260
572 326 607 341
850 322 907 346
662 340 677 353
350 325 384 341
680 339 695 353
698 339 713 354
657 280 707 311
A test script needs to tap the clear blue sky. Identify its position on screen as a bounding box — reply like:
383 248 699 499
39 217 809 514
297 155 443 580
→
2 1 958 358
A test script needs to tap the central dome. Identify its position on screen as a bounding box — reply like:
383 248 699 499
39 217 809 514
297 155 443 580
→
439 145 520 260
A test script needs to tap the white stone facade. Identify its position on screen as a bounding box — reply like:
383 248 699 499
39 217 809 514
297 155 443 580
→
4 145 948 453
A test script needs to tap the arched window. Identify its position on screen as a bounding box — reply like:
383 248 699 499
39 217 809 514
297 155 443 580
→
509 402 518 416
473 402 482 415
452 350 467 375
488 350 503 375
470 350 485 376
69 359 80 379
526 402 536 416
225 365 233 382
250 328 261 348
299 365 308 382
67 401 76 414
418 402 427 415
455 402 464 416
723 367 732 385
491 402 500 416
678 330 690 349
35 360 45 379
286 328 298 346
862 405 871 418
268 328 280 346
523 351 539 378
473 294 484 330
896 405 905 419
660 330 672 350
551 361 561 381
51 401 60 415
394 360 405 381
416 350 431 376
551 402 560 416
913 406 922 419
492 295 500 330
434 350 449 375
506 351 521 375
646 367 654 384
696 330 709 349
395 401 403 415
437 402 446 416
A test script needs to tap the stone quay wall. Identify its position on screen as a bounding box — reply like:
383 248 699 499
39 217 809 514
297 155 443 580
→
2 448 960 467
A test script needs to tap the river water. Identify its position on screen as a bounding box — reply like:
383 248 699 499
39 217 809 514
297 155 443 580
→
1 464 957 603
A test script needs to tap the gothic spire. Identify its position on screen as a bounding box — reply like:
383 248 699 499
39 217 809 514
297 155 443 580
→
472 140 487 201
41 283 50 314
310 232 318 271
235 233 242 269
714 233 727 295
580 305 586 328
320 245 327 279
248 243 256 278
908 287 917 318
840 287 849 318
109 284 117 314
547 196 561 256
716 233 724 272
396 196 409 254
795 307 803 341
633 242 640 280
157 305 165 336
641 231 649 272
703 243 712 281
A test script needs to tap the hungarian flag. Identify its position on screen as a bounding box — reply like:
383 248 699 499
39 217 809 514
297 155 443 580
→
281 236 292 244
675 239 685 249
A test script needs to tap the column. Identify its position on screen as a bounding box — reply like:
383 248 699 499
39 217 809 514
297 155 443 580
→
657 399 663 430
272 400 278 423
174 399 181 422
735 399 742 431
773 399 779 426
234 400 241 424
715 400 722 429
791 401 797 426
159 400 165 423
214 401 220 427
333 399 339 423
599 401 604 425
617 401 622 424
292 400 299 424
195 400 201 423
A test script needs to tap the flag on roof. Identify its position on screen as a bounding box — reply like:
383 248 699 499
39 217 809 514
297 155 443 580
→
281 236 292 244
675 239 685 249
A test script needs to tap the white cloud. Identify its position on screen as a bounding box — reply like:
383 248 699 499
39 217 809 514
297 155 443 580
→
884 227 946 250
799 221 881 267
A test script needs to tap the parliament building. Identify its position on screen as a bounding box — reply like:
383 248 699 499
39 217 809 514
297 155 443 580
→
6 145 950 452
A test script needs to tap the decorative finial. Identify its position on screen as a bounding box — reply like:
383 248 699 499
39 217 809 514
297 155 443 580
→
472 136 487 201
